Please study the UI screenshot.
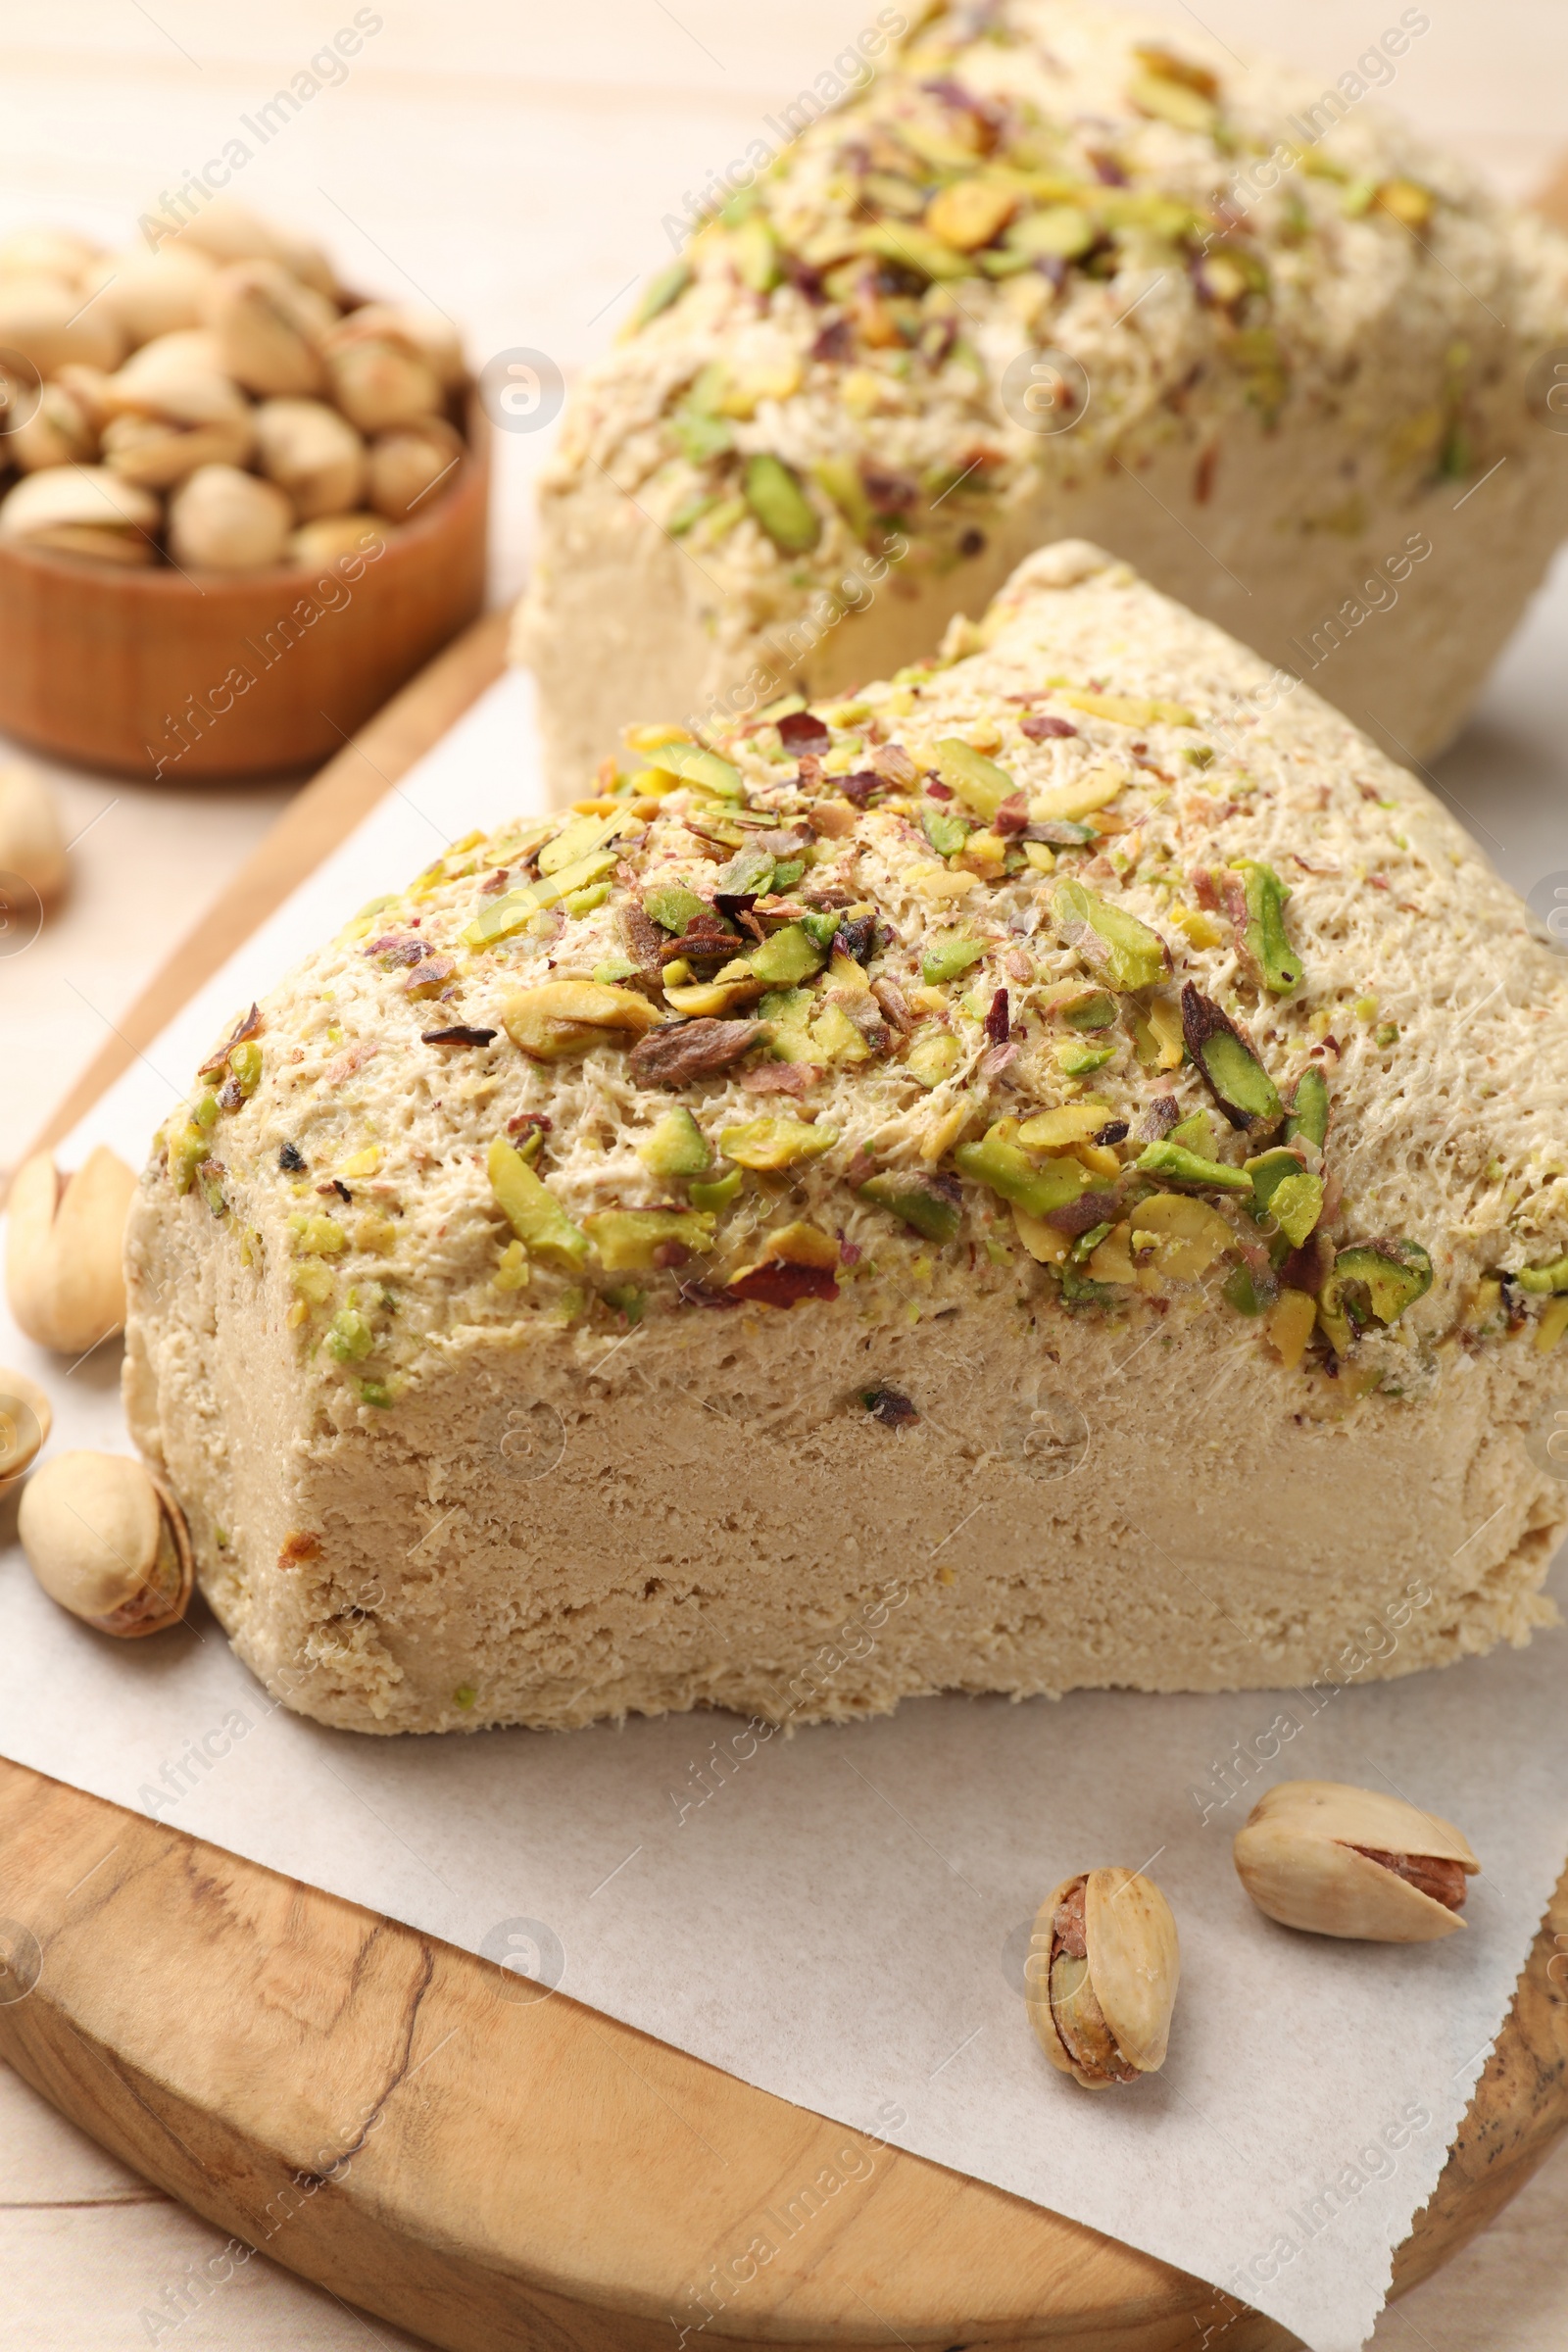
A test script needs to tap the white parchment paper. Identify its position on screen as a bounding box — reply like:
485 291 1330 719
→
4 554 1568 2351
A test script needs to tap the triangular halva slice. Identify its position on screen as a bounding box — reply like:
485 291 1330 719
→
515 0 1568 790
126 543 1568 1735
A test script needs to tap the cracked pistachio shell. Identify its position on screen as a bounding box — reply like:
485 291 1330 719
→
254 397 367 519
19 1451 192 1637
0 463 160 565
204 259 335 397
1233 1780 1479 1942
346 300 466 389
1027 1868 1180 2088
5 1146 136 1353
288 512 388 568
168 464 292 572
0 1369 52 1482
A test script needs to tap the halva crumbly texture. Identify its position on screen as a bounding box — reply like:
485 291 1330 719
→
126 543 1568 1736
515 0 1568 790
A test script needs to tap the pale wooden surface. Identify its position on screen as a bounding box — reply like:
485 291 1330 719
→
1 3 1566 2343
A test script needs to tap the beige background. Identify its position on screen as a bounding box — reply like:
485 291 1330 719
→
1 3 1565 2344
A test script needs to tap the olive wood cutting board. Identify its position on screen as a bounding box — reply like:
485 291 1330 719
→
1 609 1567 2351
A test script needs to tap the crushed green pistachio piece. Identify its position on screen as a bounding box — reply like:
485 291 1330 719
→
1060 691 1198 728
1181 985 1282 1132
1056 1043 1113 1076
858 1170 961 1246
1018 1103 1111 1152
645 882 725 936
1320 1240 1434 1351
649 741 746 801
921 932 989 985
1235 860 1303 994
748 921 827 986
1136 1141 1253 1194
565 882 612 918
461 850 620 947
637 1106 710 1179
1269 1172 1324 1248
1053 878 1169 992
228 1040 263 1096
634 260 691 328
290 1213 347 1255
358 1379 393 1408
326 1307 374 1362
688 1167 743 1212
539 807 633 876
1222 1262 1276 1317
167 1120 209 1195
1167 1110 1217 1158
487 1138 590 1271
719 1116 837 1170
1058 989 1117 1032
744 454 820 554
921 805 971 858
906 1030 962 1088
933 738 1016 822
593 956 639 985
291 1259 334 1305
1375 1022 1399 1049
1006 203 1097 260
1516 1257 1568 1296
494 1239 530 1292
582 1207 715 1272
956 1125 1096 1220
1284 1067 1330 1151
1536 1298 1568 1352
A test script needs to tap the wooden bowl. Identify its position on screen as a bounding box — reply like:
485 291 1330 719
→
0 405 489 782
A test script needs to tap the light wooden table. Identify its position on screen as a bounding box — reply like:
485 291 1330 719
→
2 5 1566 2343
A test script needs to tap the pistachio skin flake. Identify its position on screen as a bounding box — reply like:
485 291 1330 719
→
1234 859 1302 993
1181 984 1282 1134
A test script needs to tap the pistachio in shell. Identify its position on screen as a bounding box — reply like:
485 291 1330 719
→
0 226 100 284
81 245 217 346
12 380 100 473
1026 1867 1180 2088
6 1145 137 1353
367 415 464 521
0 272 123 375
204 259 335 397
170 197 336 298
168 463 292 572
0 1369 52 1483
1233 1780 1479 1942
0 466 160 566
0 760 68 903
18 1451 193 1638
254 396 367 519
323 314 442 434
288 512 389 568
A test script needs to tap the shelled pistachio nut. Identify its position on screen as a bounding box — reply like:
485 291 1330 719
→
0 1370 52 1482
168 463 292 571
0 760 68 902
288 512 388 567
6 1145 136 1353
1233 1781 1479 1942
0 272 123 375
1026 1868 1180 2088
82 244 217 346
19 1451 192 1637
12 380 100 473
323 316 442 433
204 259 334 397
0 465 160 564
368 415 464 521
254 396 366 519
